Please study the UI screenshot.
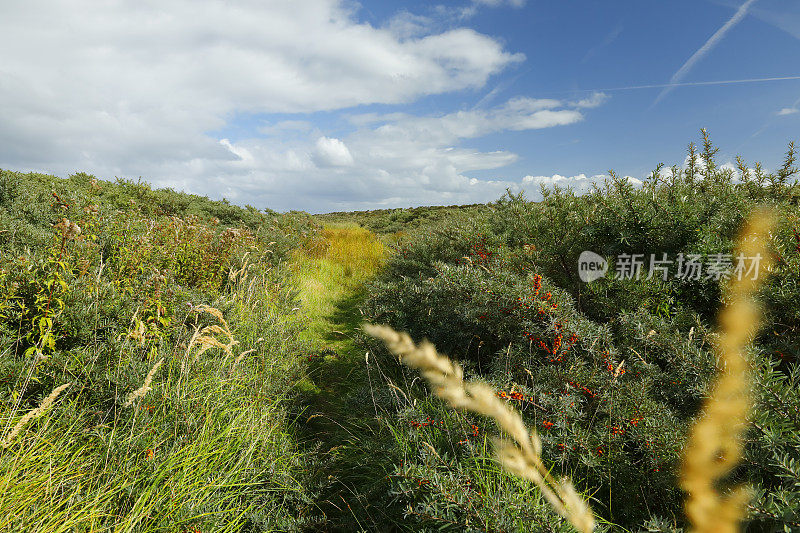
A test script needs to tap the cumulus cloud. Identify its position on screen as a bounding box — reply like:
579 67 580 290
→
0 0 521 174
219 139 254 164
313 137 354 167
173 94 598 211
521 173 641 196
0 1 611 212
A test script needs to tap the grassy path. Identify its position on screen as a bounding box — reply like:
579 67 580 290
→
290 225 397 530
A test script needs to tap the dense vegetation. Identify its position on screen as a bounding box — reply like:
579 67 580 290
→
0 170 316 530
352 133 800 531
1 131 799 532
317 203 487 236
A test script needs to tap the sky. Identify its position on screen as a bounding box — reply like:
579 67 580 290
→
1 0 799 213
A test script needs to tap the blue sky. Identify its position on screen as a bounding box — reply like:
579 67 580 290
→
1 0 798 212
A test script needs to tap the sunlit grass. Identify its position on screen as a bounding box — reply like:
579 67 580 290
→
0 255 307 531
292 223 387 339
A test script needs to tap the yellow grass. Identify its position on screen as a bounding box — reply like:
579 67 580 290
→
185 304 239 363
293 224 387 337
1 383 71 448
680 208 775 533
123 359 163 408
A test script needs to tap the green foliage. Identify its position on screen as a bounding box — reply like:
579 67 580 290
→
317 203 488 236
3 131 800 531
0 169 313 530
385 399 574 532
360 132 800 530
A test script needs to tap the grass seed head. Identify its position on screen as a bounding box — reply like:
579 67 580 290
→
680 208 775 533
364 323 595 532
124 358 164 408
1 383 71 448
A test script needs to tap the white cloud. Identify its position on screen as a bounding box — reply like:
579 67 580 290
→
148 95 599 212
385 10 434 39
778 107 799 116
219 139 254 164
359 97 584 146
441 0 526 20
0 1 612 212
0 0 522 175
684 152 707 170
657 155 757 182
257 120 314 136
718 161 763 183
313 137 354 167
571 92 609 109
521 173 635 196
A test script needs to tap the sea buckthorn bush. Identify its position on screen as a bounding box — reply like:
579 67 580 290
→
361 133 800 529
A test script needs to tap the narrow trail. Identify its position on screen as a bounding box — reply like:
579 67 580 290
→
290 226 397 531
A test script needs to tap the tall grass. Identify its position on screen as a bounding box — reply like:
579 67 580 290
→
0 251 307 531
2 160 793 530
680 209 775 533
292 224 387 338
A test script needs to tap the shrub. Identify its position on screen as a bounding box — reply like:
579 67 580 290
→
360 132 800 529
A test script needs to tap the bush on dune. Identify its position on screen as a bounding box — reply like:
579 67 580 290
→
359 133 800 530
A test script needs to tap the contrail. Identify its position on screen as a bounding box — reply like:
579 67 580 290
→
653 0 759 106
589 75 800 93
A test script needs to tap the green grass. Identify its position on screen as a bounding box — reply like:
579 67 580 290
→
291 223 386 341
289 224 403 529
290 223 588 531
6 133 798 531
0 174 312 531
1 262 309 531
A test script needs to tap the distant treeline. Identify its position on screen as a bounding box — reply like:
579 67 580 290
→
317 203 488 234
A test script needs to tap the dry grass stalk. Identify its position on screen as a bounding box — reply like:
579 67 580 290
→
1 383 71 448
127 316 147 346
231 348 256 370
364 323 595 533
124 358 164 408
680 208 775 533
187 305 239 362
229 252 251 283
